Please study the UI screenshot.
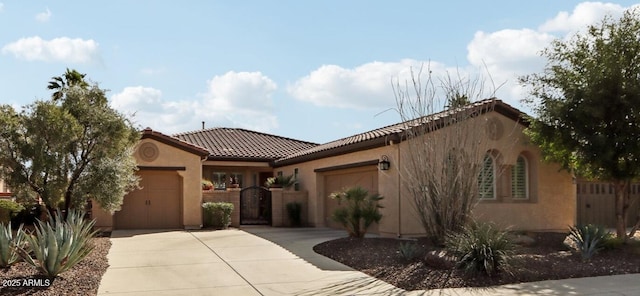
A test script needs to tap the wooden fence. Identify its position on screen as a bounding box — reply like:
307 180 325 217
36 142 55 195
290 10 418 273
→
577 181 640 227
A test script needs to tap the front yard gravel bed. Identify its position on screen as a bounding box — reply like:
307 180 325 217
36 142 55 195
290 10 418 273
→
313 232 640 291
0 236 111 296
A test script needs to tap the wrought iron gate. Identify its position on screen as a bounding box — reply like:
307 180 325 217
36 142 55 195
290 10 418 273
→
240 186 272 225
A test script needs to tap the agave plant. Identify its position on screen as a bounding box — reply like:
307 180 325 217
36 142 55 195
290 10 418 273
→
568 224 612 261
18 210 97 277
0 222 26 267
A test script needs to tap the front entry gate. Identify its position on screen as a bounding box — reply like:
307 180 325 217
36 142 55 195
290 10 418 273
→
240 186 272 225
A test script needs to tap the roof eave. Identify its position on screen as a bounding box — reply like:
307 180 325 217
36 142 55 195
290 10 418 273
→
141 128 210 159
274 134 401 167
207 156 276 163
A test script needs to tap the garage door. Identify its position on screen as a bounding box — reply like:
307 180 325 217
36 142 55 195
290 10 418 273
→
115 171 182 229
324 166 378 231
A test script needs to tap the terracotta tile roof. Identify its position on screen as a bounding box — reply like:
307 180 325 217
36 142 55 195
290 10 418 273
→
141 128 209 158
274 99 527 166
173 128 319 161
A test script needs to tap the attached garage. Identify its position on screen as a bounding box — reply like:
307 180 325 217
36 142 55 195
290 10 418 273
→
322 165 379 230
114 170 182 229
92 128 209 231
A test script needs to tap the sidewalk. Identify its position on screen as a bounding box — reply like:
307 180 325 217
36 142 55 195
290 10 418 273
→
97 228 640 295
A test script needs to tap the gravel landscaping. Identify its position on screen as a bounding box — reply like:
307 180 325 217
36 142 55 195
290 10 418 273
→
0 236 111 296
314 232 640 291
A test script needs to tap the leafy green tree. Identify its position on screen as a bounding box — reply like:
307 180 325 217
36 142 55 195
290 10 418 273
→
520 10 640 240
0 70 140 213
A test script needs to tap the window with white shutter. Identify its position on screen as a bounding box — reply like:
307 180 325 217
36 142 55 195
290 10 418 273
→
478 154 495 199
511 155 528 199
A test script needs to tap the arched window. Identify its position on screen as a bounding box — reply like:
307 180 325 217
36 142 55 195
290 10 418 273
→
478 154 495 199
512 155 528 199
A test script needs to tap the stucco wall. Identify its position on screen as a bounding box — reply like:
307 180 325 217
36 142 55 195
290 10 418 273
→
93 138 204 230
277 111 576 237
202 190 240 227
276 145 400 234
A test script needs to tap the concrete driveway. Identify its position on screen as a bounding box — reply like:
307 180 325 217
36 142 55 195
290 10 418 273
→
98 227 640 296
97 227 403 295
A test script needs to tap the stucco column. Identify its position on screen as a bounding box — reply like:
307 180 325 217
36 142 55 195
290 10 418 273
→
270 188 283 226
228 189 241 227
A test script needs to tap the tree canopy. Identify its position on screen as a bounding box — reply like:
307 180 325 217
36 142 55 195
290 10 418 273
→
0 70 140 213
520 9 640 239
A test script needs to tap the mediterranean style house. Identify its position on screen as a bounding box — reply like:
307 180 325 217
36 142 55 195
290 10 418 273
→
2 99 579 236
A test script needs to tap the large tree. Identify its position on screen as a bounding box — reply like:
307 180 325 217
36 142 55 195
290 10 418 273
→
520 10 640 240
0 70 140 213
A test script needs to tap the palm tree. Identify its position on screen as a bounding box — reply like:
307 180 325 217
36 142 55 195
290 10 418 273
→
47 68 89 101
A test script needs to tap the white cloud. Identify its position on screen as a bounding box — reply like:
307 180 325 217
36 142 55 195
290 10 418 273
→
205 71 277 110
35 8 51 22
110 71 279 134
288 59 454 109
462 2 640 109
197 71 278 131
2 36 99 63
467 29 556 107
110 86 163 111
0 3 4 13
539 2 626 33
289 3 640 114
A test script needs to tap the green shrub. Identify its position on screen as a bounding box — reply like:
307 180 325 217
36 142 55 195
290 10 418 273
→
568 224 612 260
0 200 24 224
202 202 234 229
17 210 97 277
330 186 383 238
265 174 296 189
398 241 422 261
445 222 514 276
601 236 625 250
11 203 45 226
286 202 302 227
0 222 26 267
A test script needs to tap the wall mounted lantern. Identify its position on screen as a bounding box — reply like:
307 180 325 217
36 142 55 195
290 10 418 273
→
379 155 391 171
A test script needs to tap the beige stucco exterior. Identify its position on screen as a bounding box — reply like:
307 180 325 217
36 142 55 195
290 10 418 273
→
276 111 576 237
93 137 204 230
92 107 575 234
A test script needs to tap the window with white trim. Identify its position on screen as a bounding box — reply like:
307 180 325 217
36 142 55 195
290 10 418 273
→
478 154 496 199
511 155 528 199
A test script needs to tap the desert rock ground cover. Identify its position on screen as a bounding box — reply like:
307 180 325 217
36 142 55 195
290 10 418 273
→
314 232 640 291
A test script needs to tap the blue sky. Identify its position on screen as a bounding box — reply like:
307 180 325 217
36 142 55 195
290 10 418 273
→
0 1 638 143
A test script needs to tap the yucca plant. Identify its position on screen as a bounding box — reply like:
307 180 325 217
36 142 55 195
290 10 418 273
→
568 224 612 261
445 222 514 276
330 186 383 238
18 210 97 277
0 222 26 267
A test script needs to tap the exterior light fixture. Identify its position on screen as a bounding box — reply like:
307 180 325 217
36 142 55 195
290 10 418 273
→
379 155 391 171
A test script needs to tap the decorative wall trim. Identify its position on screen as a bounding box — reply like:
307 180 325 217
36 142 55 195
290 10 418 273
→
137 166 186 171
314 160 379 173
